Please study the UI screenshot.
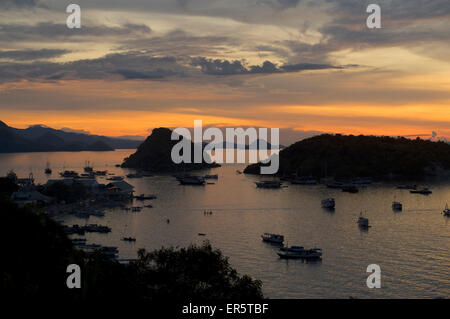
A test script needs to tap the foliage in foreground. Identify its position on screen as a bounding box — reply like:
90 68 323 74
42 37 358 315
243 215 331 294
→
0 200 263 301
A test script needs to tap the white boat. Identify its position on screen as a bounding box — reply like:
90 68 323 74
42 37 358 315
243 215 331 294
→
443 204 450 216
392 201 403 211
261 233 284 244
278 248 322 259
357 212 370 228
321 198 335 209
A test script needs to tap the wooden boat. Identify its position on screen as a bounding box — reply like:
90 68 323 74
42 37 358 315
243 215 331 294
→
261 233 284 244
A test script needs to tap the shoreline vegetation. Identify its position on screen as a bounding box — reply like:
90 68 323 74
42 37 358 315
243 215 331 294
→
0 172 262 301
244 134 450 180
0 195 263 300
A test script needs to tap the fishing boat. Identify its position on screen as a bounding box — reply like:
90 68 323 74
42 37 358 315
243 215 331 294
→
179 176 205 185
443 204 450 216
342 184 359 193
392 201 403 211
357 212 370 228
410 188 432 195
60 170 79 178
261 233 284 244
255 181 282 189
134 194 157 200
122 237 136 242
321 198 335 209
277 248 322 260
280 245 305 253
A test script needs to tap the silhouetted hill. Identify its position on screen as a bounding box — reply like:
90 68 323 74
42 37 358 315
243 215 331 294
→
0 121 143 153
244 134 450 179
122 127 220 172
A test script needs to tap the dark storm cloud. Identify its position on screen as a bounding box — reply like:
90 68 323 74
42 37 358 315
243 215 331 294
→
0 52 187 83
0 49 69 61
191 57 340 75
0 22 151 42
0 51 343 83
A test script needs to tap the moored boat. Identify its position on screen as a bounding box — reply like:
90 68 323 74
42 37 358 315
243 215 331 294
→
277 248 322 260
443 204 450 216
321 198 335 209
179 176 205 185
280 245 305 253
135 194 157 200
255 181 282 189
60 170 79 178
342 184 359 193
392 201 403 211
357 212 370 228
261 233 284 245
410 188 432 195
45 161 52 174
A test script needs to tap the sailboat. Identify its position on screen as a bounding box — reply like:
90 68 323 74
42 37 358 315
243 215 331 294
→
357 212 370 228
84 160 93 173
443 204 450 216
44 161 52 174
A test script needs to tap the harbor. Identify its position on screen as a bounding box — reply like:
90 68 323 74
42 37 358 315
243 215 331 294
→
0 150 449 299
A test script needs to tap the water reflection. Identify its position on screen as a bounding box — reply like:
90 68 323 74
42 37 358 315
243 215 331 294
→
0 150 449 299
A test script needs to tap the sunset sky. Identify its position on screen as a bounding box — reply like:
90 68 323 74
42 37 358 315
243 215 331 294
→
0 0 449 144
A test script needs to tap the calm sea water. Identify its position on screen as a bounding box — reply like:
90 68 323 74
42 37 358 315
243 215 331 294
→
1 149 449 299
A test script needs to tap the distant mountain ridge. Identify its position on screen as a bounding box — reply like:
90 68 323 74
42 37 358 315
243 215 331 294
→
244 134 450 179
0 121 142 153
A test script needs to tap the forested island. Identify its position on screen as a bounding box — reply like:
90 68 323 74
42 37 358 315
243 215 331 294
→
122 127 220 172
244 134 450 179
